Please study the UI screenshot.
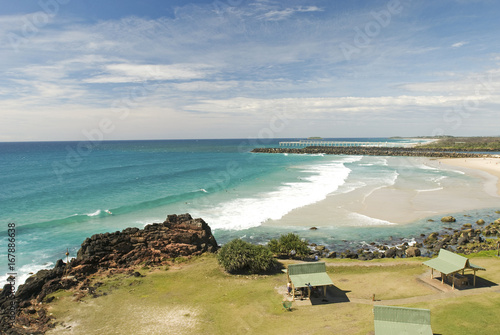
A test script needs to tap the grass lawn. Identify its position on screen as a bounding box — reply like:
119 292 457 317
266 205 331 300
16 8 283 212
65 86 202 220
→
45 254 500 335
409 293 500 335
327 263 434 300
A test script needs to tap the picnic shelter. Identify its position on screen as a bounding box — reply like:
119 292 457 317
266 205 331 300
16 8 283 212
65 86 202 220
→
373 305 433 335
285 262 334 301
423 248 486 289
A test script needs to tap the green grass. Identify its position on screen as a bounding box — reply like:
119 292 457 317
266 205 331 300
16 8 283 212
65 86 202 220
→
45 254 500 335
409 293 500 335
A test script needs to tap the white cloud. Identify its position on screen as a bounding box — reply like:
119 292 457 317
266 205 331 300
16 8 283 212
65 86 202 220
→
85 63 215 84
1 1 500 140
451 41 468 48
257 6 323 21
184 94 495 117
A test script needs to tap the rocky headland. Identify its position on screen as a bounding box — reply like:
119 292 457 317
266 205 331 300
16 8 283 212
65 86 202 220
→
1 214 218 335
252 146 499 158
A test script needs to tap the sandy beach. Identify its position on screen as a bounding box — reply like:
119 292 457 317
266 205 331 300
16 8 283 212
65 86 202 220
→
264 157 500 228
439 157 500 196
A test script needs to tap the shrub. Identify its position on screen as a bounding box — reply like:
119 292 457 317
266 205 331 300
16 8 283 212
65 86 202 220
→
268 233 310 258
217 239 277 274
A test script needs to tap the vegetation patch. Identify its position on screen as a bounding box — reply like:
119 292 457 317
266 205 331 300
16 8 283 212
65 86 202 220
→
421 136 500 151
217 239 278 274
268 233 310 259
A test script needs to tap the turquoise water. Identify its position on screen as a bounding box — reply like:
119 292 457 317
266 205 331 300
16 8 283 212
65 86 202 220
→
1 138 497 284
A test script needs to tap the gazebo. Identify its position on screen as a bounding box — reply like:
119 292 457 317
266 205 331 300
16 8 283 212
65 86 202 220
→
423 249 486 289
285 262 334 301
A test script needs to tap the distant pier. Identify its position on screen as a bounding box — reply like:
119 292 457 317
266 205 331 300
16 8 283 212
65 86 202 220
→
278 140 414 148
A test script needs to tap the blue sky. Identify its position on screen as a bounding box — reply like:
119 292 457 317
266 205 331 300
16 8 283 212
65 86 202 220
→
1 0 499 141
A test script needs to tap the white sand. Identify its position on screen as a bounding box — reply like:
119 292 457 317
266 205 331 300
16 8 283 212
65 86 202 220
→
262 157 500 228
439 157 500 196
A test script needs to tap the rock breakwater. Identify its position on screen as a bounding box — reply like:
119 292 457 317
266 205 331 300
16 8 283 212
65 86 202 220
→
252 146 497 158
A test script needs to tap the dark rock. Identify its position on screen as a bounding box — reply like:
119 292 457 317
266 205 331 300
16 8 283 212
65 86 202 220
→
327 251 337 259
458 235 469 245
16 268 60 302
341 250 357 259
385 248 396 258
441 216 456 222
476 219 485 225
405 247 421 257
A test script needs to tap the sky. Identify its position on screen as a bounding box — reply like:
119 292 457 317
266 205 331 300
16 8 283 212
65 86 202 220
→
1 0 499 141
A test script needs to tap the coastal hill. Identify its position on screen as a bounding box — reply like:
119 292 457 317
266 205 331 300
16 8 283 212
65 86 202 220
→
419 136 500 151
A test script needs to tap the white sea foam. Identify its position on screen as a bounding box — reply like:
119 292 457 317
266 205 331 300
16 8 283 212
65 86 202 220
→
87 209 101 216
198 157 362 230
334 180 367 195
0 261 55 288
347 212 395 226
362 170 399 201
419 164 438 170
416 187 444 193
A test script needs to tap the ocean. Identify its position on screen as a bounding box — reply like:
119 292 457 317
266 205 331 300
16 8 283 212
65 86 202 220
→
1 138 498 285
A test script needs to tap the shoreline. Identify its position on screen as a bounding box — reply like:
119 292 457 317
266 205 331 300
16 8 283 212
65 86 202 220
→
263 156 500 228
438 157 500 197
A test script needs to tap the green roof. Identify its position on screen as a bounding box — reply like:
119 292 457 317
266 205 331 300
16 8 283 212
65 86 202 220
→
423 249 486 275
374 305 433 335
287 262 334 288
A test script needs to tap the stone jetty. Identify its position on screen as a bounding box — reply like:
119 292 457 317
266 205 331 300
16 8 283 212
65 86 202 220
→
252 146 497 158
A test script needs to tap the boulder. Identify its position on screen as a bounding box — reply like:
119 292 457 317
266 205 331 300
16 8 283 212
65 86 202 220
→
457 235 469 245
476 219 485 225
327 251 337 259
441 216 456 222
405 247 421 258
385 248 396 258
341 250 357 259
